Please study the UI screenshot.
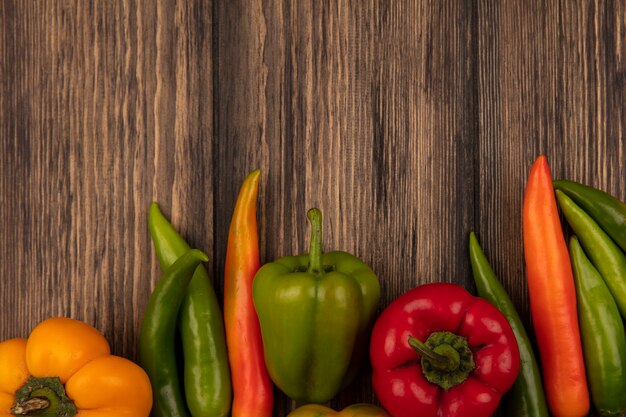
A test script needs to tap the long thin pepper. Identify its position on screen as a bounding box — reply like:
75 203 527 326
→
224 169 273 417
522 155 589 417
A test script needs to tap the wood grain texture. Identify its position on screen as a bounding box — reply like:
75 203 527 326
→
1 1 624 416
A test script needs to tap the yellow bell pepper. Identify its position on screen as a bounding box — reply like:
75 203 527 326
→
287 404 391 417
0 317 152 417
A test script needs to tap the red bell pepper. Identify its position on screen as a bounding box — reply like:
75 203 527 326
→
370 283 520 417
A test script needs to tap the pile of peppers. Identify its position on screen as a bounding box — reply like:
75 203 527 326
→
553 178 626 417
5 160 625 417
465 156 626 417
519 156 626 417
143 207 231 417
140 172 386 417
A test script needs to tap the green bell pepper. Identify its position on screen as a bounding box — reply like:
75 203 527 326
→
252 208 380 404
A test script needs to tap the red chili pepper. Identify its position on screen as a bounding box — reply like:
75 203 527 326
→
224 169 273 417
522 155 589 417
370 283 520 417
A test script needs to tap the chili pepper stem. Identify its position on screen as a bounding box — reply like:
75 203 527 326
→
408 336 453 369
307 208 324 275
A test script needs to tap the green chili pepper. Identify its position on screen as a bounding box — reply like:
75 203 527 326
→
554 179 626 253
468 232 549 417
555 190 626 320
140 249 209 417
569 236 626 417
148 202 232 417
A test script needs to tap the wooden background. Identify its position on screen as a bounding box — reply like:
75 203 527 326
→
1 1 625 416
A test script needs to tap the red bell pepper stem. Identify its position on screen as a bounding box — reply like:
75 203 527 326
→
522 155 589 417
407 336 452 369
224 169 273 417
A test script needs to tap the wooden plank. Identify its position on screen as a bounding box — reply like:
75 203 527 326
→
1 1 77 337
213 0 477 413
477 4 624 415
0 0 214 362
477 0 625 331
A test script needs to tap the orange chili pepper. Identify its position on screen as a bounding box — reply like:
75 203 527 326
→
224 169 273 417
522 155 589 417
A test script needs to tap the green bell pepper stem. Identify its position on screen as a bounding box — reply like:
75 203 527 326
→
556 190 626 320
554 180 626 253
148 202 232 417
570 237 626 417
140 249 209 417
469 232 549 417
306 208 323 275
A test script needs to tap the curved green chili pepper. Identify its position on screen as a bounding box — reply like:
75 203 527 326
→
569 236 626 417
468 232 548 417
140 249 209 417
148 202 232 417
554 179 626 253
555 190 626 320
